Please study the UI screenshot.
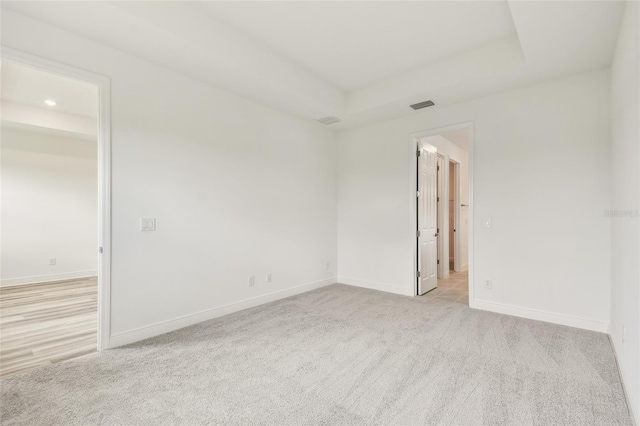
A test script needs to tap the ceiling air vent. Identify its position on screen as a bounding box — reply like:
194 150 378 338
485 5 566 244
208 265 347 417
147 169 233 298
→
315 116 341 125
410 100 435 110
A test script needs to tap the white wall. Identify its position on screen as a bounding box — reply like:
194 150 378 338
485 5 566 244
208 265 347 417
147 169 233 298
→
1 10 338 344
610 1 639 420
338 69 612 331
1 101 96 137
1 127 98 286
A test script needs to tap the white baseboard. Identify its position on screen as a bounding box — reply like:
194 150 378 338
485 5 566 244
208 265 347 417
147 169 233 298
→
609 334 638 426
0 270 98 287
472 298 609 333
338 276 414 297
107 277 337 349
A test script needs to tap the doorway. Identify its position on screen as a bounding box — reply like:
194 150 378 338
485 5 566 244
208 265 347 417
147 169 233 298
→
0 49 111 376
411 123 472 305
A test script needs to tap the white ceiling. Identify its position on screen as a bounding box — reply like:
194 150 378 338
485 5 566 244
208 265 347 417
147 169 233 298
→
1 60 98 135
200 1 517 91
441 129 469 152
1 59 98 118
2 1 625 130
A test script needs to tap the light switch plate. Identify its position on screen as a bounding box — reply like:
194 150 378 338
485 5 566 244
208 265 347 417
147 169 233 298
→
140 218 156 231
484 217 492 228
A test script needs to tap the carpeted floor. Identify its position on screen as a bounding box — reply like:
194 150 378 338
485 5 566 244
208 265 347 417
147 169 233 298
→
0 284 632 425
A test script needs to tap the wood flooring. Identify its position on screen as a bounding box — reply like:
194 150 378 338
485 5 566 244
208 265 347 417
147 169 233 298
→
0 277 97 378
421 270 469 305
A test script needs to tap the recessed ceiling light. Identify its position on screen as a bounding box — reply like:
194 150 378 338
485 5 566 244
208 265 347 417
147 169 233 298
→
44 99 56 106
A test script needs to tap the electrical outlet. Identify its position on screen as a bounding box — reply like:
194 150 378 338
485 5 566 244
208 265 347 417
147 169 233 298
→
248 276 255 287
140 218 156 231
49 258 56 266
325 262 330 271
484 279 492 289
266 273 272 283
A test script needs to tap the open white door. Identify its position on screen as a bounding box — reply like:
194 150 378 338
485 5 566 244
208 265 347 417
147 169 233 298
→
417 142 438 295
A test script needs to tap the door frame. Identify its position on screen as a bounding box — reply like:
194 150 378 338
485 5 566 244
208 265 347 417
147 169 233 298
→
2 46 113 350
436 153 449 280
449 159 462 272
409 122 474 306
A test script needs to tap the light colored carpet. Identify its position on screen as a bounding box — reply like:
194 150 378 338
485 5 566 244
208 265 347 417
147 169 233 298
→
0 284 632 425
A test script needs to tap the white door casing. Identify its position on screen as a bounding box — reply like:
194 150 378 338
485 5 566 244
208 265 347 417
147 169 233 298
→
418 142 438 295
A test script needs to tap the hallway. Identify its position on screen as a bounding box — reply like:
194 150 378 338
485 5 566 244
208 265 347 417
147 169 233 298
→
422 271 468 305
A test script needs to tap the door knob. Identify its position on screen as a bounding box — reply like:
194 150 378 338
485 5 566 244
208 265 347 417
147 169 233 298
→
434 233 439 237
